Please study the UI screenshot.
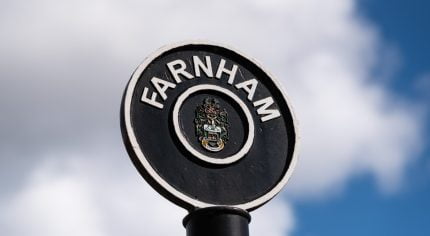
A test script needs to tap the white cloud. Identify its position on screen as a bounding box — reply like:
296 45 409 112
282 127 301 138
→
2 158 106 236
286 54 423 196
0 0 424 235
251 198 295 236
1 154 293 236
1 155 185 236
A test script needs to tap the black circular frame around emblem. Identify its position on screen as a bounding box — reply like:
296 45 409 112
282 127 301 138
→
121 42 298 211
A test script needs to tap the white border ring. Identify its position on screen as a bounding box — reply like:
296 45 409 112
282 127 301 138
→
172 84 255 165
123 41 299 210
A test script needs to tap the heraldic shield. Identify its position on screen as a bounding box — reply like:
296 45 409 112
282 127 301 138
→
194 97 229 152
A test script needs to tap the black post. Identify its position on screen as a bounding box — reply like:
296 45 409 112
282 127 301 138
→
183 207 251 236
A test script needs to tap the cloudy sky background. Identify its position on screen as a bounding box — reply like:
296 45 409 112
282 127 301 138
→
0 0 429 235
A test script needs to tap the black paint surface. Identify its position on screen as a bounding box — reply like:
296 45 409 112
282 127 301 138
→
121 44 296 210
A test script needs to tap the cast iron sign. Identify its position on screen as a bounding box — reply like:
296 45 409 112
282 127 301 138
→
121 41 298 211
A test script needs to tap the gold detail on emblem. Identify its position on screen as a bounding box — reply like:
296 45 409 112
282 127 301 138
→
195 98 229 152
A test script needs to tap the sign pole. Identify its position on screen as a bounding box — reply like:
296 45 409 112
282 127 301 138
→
183 207 250 236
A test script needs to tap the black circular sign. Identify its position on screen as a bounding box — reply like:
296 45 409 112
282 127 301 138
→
121 41 298 211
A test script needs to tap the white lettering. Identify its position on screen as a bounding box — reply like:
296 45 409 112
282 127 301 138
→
167 59 194 83
141 87 163 109
151 77 176 100
253 97 281 122
193 56 213 77
235 78 258 101
215 59 238 84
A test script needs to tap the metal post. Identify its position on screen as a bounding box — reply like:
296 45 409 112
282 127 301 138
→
183 206 251 236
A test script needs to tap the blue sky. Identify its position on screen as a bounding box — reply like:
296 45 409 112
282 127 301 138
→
360 0 430 97
294 1 430 235
0 0 429 235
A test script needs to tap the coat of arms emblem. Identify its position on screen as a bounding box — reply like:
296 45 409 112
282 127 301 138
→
194 97 229 152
